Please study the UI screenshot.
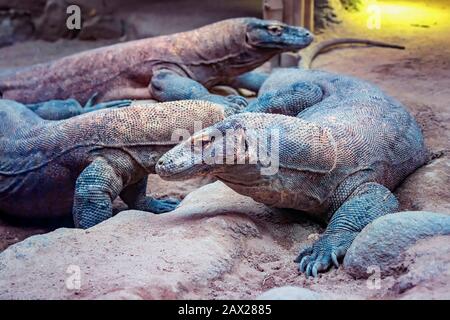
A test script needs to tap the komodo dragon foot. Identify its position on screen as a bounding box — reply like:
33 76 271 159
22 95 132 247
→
295 183 399 277
150 69 247 116
26 93 131 120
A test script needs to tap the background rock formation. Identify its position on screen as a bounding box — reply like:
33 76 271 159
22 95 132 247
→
344 211 450 278
0 0 263 46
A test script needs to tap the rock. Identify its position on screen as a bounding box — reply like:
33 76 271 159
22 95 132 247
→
396 156 450 214
0 182 315 299
257 286 323 300
392 236 450 300
147 174 216 200
0 216 52 252
113 174 216 215
0 0 47 16
2 0 263 43
34 0 124 41
34 0 75 41
344 211 450 278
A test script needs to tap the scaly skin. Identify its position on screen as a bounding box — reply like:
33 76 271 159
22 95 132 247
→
155 69 428 277
0 99 225 229
0 18 313 115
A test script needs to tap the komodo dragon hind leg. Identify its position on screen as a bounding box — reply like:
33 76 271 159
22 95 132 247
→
295 182 399 277
119 176 180 214
149 69 247 116
26 95 132 120
26 99 85 120
73 158 124 229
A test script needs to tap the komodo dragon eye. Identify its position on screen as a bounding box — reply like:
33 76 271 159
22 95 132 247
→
191 135 215 149
267 25 283 36
202 136 215 148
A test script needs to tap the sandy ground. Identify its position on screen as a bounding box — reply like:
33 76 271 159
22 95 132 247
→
0 0 449 298
310 0 450 154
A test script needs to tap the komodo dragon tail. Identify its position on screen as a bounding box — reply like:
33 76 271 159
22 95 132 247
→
299 38 405 69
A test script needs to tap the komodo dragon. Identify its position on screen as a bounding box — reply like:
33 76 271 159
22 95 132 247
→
155 69 428 277
0 18 313 114
0 99 225 229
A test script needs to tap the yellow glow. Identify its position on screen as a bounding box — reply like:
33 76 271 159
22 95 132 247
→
359 0 448 28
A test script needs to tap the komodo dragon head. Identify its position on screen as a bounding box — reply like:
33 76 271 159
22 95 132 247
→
242 18 313 51
175 18 314 85
156 113 337 210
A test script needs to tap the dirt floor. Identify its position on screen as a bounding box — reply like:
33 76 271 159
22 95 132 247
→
0 0 449 298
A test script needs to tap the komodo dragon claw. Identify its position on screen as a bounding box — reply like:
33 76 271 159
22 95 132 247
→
296 231 356 278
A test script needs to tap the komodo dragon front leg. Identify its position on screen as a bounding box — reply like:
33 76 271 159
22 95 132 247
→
120 177 180 214
244 80 323 116
149 69 248 116
73 157 178 229
295 182 399 277
73 157 123 228
26 94 131 120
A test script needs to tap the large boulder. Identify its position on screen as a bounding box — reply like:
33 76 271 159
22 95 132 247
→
396 156 450 214
0 182 319 299
146 174 216 200
392 236 450 300
344 211 450 278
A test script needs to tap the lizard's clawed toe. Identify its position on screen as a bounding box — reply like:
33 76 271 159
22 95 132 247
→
295 233 354 278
